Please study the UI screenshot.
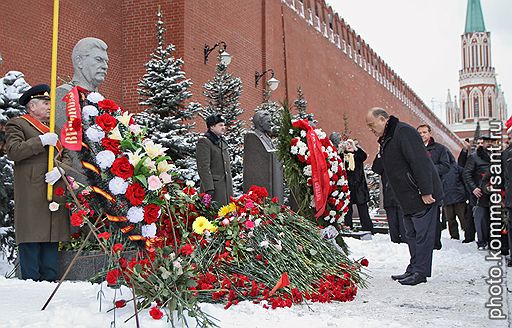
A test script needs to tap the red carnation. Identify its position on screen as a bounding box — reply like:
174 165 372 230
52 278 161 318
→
149 307 163 320
98 99 120 113
125 183 146 206
106 268 121 285
361 258 369 267
271 196 279 203
54 186 65 197
98 232 111 240
110 157 134 179
342 185 349 192
71 118 82 131
101 138 121 154
112 243 124 253
114 300 127 308
95 113 117 132
143 204 161 224
70 212 83 227
179 243 194 255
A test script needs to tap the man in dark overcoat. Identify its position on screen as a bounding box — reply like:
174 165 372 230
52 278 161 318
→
5 84 71 281
417 124 452 249
196 114 233 206
366 108 443 286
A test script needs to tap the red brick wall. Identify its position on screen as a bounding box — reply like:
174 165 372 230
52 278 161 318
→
0 0 123 101
2 0 462 157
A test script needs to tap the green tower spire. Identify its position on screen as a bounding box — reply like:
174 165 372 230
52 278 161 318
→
465 0 486 33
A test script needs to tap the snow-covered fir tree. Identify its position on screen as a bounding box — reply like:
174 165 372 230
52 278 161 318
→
0 71 30 263
201 58 245 195
136 7 201 182
293 87 316 124
255 89 282 136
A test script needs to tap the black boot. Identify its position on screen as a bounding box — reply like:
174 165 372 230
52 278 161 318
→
391 272 413 281
398 273 427 286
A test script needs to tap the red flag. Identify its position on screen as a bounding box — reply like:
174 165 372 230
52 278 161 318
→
269 272 290 296
60 86 83 151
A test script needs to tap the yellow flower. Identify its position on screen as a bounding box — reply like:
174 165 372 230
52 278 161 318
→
109 125 122 140
192 216 211 235
157 160 174 174
218 202 237 217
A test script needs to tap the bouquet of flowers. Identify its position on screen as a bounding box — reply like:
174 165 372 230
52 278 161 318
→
277 103 350 250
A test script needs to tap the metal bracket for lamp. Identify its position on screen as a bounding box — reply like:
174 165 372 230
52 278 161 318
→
204 41 231 65
255 68 280 91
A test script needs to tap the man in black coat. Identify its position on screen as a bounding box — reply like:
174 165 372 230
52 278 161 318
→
417 124 451 249
372 156 406 243
462 136 492 250
366 108 443 286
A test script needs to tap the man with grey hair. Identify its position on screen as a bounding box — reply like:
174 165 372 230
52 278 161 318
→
366 108 443 286
55 37 109 183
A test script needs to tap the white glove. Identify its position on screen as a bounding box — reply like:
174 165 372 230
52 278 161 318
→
45 167 63 185
39 133 59 146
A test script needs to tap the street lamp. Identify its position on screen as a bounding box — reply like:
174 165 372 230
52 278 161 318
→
204 41 231 65
255 68 279 91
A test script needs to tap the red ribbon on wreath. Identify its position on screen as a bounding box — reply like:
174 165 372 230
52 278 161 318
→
305 125 330 219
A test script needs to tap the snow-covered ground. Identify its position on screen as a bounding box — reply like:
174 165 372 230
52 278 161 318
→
0 230 510 328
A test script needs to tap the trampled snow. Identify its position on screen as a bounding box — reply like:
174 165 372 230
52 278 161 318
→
0 231 509 328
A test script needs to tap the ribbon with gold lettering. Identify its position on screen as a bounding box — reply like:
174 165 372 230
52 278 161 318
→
60 86 83 151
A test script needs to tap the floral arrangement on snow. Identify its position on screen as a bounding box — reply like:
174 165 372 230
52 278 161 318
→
277 103 350 250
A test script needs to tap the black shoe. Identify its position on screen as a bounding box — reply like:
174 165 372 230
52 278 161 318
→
398 273 427 286
462 239 474 244
391 272 413 281
507 260 512 267
451 236 460 240
434 244 442 250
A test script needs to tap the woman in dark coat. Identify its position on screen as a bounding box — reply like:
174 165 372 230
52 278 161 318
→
341 139 374 233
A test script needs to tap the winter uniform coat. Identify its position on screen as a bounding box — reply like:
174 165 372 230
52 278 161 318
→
196 131 233 206
345 148 370 205
425 137 451 182
377 116 443 215
502 144 512 208
462 147 491 207
5 116 71 244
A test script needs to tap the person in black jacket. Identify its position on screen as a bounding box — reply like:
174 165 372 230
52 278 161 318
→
442 152 471 240
340 139 374 233
462 136 492 250
366 108 443 286
418 124 451 250
372 155 406 243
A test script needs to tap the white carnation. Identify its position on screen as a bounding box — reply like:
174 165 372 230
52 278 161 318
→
85 125 105 143
96 150 115 169
82 105 99 120
329 210 336 217
289 129 294 135
141 223 157 238
127 207 144 223
290 146 298 155
303 165 312 176
108 177 128 195
300 130 307 138
332 190 339 197
87 92 104 103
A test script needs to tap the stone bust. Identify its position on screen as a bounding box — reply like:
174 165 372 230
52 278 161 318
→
251 110 274 151
55 37 109 183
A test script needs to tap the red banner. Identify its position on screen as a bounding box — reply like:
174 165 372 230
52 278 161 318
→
306 127 331 219
60 87 82 151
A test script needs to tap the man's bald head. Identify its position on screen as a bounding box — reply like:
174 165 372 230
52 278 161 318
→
366 107 390 138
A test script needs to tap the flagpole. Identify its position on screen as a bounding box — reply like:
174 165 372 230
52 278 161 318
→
47 0 60 201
